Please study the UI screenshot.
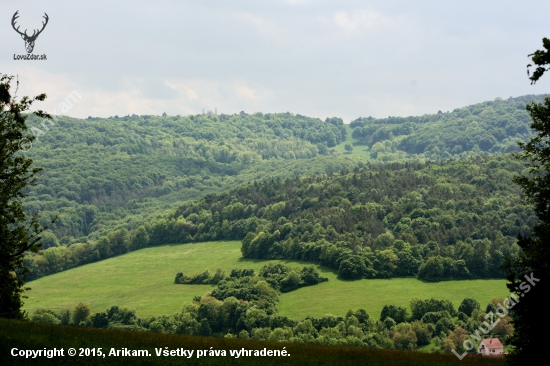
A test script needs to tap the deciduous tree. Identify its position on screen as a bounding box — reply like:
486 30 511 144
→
0 74 53 319
72 302 90 325
504 38 550 365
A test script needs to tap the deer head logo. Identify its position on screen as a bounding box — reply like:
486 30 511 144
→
12 11 49 54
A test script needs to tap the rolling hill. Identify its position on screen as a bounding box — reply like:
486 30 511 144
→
22 94 547 249
23 241 510 320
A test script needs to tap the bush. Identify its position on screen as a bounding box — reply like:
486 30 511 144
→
73 302 90 325
458 298 481 317
338 256 367 280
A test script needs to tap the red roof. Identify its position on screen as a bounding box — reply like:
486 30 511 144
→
481 338 503 349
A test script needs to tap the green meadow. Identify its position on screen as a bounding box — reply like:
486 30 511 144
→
334 124 372 159
24 241 510 319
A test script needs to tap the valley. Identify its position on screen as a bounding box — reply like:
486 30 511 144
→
3 6 549 363
18 96 538 354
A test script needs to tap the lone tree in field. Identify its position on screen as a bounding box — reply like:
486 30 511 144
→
504 38 550 365
72 302 91 325
0 74 53 319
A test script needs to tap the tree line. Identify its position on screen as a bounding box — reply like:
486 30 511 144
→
175 263 328 294
30 291 512 354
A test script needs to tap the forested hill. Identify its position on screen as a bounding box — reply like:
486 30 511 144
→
166 154 535 281
26 154 536 282
22 112 355 244
22 94 547 248
350 94 549 162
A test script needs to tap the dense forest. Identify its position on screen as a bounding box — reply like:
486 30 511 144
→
22 94 546 249
22 112 352 243
24 154 535 282
349 94 549 162
169 155 533 281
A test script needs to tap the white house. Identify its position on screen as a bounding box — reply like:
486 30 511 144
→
477 338 504 356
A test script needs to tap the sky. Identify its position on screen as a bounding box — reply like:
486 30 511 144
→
1 0 549 122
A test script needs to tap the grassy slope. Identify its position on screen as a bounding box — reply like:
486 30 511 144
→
24 241 306 317
334 125 372 159
24 241 510 319
278 275 508 320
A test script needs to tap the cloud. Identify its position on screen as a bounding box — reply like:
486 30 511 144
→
136 79 180 100
2 0 548 123
236 12 292 43
234 84 260 100
332 9 401 34
10 70 246 117
164 81 203 101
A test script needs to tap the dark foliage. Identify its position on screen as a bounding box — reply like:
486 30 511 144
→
504 52 550 364
527 37 550 84
0 74 54 319
175 269 226 284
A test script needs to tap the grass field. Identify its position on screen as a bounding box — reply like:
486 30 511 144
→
24 241 511 320
334 125 372 159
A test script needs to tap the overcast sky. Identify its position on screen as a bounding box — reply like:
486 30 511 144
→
1 0 549 122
